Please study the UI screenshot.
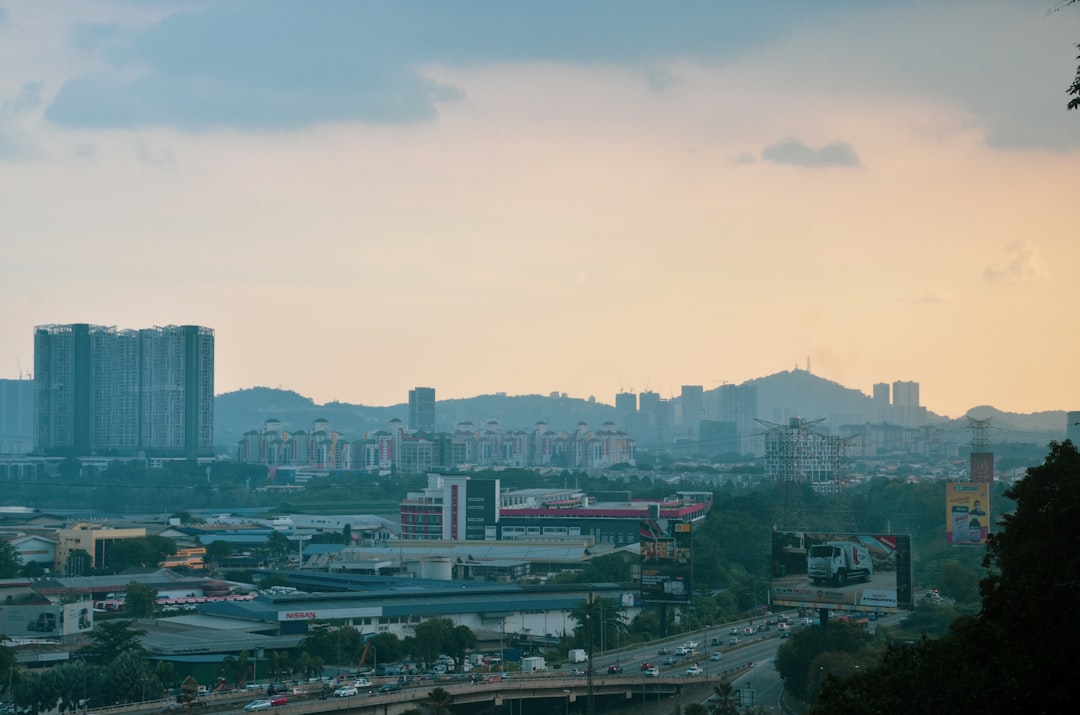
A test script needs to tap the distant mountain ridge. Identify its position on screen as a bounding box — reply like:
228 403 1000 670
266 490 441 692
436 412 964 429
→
213 371 1069 448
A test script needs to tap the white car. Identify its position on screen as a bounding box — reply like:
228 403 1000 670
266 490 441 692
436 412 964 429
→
644 667 660 677
244 701 271 712
685 665 703 676
709 652 722 661
333 686 358 698
352 679 373 689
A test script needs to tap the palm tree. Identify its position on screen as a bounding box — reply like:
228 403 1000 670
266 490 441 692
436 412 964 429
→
426 687 453 715
710 682 738 715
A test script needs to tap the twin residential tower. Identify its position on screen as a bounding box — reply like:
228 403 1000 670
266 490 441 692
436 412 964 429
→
33 323 214 459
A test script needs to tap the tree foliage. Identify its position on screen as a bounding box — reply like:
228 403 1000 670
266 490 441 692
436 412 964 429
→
0 540 24 578
78 620 147 665
124 581 158 618
813 440 1080 714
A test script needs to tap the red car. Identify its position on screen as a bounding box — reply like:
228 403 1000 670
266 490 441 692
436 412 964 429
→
270 696 288 707
639 662 654 671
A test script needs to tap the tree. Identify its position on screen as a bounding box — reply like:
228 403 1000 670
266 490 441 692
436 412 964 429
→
342 523 352 545
813 441 1080 713
710 683 738 715
0 540 23 578
78 620 147 665
412 619 455 665
425 687 453 715
203 540 233 564
1061 1 1080 109
265 531 290 564
124 581 158 618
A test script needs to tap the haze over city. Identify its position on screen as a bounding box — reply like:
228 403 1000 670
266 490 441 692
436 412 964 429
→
2 1 1077 419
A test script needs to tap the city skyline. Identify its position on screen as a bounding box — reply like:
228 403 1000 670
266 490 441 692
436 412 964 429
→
2 2 1078 419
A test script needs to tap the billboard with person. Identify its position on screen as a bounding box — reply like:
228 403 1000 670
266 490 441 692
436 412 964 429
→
62 601 94 636
771 531 913 613
946 482 990 545
640 518 692 605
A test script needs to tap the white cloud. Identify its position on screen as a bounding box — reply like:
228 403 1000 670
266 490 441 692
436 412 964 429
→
983 240 1050 284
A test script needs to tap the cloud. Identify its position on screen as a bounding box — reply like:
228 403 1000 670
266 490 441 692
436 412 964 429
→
0 82 44 161
913 289 954 305
41 1 842 132
135 141 177 170
760 137 860 167
983 240 1050 284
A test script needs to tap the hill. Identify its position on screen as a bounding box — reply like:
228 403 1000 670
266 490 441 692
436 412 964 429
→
213 375 1070 450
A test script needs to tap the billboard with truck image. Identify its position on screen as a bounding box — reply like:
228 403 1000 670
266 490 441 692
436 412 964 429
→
771 531 913 613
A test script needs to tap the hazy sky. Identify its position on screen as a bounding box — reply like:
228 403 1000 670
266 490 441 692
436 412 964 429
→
2 1 1077 418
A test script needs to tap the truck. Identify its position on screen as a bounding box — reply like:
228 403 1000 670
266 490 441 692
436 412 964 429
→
520 656 547 673
807 541 873 586
567 649 588 664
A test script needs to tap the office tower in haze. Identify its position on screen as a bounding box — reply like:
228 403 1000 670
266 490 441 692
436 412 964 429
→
409 387 436 432
680 385 704 438
34 323 214 459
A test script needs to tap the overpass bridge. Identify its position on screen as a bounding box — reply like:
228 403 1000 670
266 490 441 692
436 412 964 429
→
92 670 750 715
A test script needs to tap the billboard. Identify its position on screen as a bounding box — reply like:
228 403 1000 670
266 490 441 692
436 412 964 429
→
946 482 989 545
62 601 94 636
640 518 692 605
970 452 995 483
771 531 913 613
0 604 62 637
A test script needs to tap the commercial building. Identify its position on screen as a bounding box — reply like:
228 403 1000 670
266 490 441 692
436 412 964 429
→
33 323 214 459
408 387 436 432
55 522 148 573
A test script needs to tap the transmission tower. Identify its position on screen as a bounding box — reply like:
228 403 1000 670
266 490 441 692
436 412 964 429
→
967 417 995 482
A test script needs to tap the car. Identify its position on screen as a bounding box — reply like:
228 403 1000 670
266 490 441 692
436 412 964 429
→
781 632 791 639
675 646 691 656
352 678 373 688
644 667 660 677
709 652 722 662
639 662 654 671
686 665 703 676
332 687 358 698
607 665 623 674
742 627 754 635
662 656 677 666
729 627 739 636
728 636 739 645
244 701 272 712
657 647 673 655
269 696 287 707
377 683 402 694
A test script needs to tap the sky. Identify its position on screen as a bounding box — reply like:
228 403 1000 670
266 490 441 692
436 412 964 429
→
1 1 1078 419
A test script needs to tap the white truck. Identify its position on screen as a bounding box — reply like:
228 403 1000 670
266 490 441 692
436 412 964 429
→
567 648 588 664
807 541 873 586
521 656 547 673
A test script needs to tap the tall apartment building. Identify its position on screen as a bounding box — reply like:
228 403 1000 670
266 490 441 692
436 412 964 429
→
408 387 436 432
0 378 34 455
1068 411 1080 446
872 382 891 423
717 383 758 455
892 380 925 428
34 324 214 459
679 385 704 439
